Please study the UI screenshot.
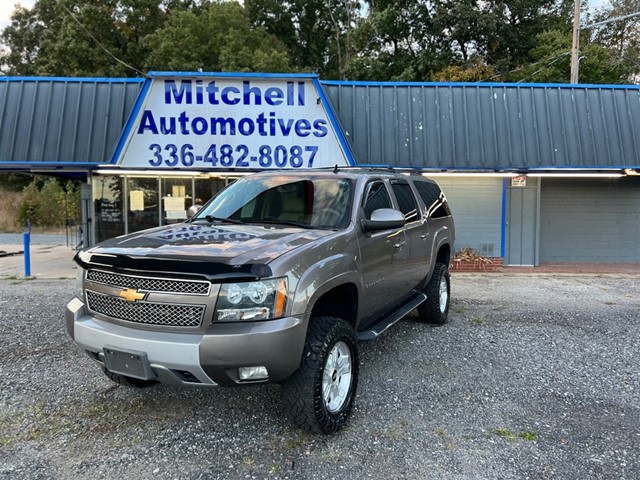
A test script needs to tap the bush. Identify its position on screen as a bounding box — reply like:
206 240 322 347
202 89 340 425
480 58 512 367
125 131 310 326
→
17 177 81 228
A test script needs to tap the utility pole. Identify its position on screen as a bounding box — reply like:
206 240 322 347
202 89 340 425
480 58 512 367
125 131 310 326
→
570 0 581 83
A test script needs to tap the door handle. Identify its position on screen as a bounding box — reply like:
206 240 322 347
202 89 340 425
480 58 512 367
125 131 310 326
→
393 242 405 250
420 234 428 240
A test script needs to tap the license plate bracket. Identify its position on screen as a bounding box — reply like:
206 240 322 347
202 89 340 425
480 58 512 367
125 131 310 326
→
103 346 155 380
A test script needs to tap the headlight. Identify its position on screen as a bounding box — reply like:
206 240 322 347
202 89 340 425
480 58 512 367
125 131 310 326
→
75 267 85 300
215 278 287 322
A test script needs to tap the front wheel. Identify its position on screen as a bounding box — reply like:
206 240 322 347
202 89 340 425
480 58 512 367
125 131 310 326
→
281 316 358 434
416 263 451 325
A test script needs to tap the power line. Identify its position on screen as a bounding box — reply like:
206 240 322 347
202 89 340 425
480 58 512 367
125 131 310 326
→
584 11 640 30
477 51 571 83
61 4 148 78
517 51 571 83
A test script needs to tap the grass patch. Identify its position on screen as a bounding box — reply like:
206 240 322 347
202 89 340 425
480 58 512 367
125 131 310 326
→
269 429 311 450
471 315 488 325
487 428 538 442
490 428 518 441
519 431 538 441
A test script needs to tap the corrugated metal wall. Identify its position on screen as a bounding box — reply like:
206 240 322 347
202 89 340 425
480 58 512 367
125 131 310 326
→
0 78 143 164
323 82 640 170
3 77 640 170
539 177 640 262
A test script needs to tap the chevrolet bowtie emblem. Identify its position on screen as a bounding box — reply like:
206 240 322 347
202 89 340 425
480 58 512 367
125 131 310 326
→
119 288 145 302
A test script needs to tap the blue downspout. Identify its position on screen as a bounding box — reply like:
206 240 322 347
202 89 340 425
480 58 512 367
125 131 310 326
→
501 179 507 259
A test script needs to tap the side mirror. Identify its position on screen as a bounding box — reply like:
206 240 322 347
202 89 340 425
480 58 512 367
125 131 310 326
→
361 208 405 231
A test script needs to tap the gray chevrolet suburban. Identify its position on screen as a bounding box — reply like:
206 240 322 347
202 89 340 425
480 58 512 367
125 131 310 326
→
66 168 455 433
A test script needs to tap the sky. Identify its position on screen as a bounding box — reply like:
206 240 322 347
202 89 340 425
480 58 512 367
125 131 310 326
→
0 0 613 35
1 0 34 30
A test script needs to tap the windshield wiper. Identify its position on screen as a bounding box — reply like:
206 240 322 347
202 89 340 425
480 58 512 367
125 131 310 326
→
256 219 314 229
192 215 245 225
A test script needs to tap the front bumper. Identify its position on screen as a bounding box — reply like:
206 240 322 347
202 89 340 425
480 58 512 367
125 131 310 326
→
66 297 307 386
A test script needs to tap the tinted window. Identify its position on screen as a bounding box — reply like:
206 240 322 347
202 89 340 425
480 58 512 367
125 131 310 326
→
391 182 419 222
413 181 451 218
363 181 392 219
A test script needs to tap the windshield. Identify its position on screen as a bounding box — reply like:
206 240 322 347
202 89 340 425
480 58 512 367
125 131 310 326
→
192 176 354 229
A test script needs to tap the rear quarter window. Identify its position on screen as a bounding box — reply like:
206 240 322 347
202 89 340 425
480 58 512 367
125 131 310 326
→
413 181 451 218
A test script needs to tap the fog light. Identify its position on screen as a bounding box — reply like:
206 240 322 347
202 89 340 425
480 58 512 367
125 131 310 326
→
238 366 269 381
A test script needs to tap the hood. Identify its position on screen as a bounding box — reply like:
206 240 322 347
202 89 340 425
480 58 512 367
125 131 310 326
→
76 222 334 280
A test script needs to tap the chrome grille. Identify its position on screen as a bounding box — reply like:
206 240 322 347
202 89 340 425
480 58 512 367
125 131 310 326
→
86 270 210 295
86 291 205 328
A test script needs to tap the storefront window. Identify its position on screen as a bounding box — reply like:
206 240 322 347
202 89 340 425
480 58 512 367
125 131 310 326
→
195 178 227 208
161 178 193 225
91 174 242 244
93 175 124 243
127 177 159 234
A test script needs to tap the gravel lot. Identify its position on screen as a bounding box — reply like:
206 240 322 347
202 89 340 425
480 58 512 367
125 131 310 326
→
1 273 639 479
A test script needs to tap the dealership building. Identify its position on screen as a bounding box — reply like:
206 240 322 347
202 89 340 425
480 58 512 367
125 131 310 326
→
1 72 639 265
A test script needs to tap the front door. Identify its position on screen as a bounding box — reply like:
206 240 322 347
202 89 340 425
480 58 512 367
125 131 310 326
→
358 180 409 325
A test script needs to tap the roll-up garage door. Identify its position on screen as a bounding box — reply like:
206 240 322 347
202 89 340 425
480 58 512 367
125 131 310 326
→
539 177 640 262
436 177 504 257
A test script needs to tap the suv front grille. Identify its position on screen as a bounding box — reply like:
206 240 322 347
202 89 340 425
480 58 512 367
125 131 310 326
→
86 270 210 295
86 291 205 328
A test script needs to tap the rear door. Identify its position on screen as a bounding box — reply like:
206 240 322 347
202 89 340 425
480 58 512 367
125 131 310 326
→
390 179 430 291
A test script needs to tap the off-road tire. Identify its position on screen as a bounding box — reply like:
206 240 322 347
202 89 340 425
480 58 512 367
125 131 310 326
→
417 263 450 325
281 316 358 434
102 368 157 388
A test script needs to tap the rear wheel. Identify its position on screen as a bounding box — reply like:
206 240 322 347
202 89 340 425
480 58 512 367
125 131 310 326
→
102 368 156 388
281 316 358 434
417 263 450 325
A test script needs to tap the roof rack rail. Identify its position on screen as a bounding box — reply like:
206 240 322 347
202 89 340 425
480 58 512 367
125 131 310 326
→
326 164 399 174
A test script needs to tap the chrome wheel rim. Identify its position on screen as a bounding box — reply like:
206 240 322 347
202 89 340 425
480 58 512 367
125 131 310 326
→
439 276 449 313
322 341 352 413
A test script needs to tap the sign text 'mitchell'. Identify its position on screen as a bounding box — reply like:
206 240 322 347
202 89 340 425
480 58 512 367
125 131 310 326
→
164 80 306 107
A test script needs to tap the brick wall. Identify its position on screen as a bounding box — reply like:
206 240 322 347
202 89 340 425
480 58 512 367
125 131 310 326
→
450 258 504 272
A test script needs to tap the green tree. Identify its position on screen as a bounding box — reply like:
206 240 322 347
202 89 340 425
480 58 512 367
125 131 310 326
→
343 1 571 82
344 0 449 81
590 0 640 82
433 61 497 82
0 3 47 75
145 1 292 72
510 29 628 84
1 0 194 76
484 0 570 75
246 0 357 78
18 177 80 227
0 173 33 192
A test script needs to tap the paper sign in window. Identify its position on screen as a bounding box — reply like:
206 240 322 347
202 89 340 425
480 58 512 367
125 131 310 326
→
130 190 145 211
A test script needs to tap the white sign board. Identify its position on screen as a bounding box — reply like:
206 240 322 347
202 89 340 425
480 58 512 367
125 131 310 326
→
114 74 353 170
511 175 527 187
